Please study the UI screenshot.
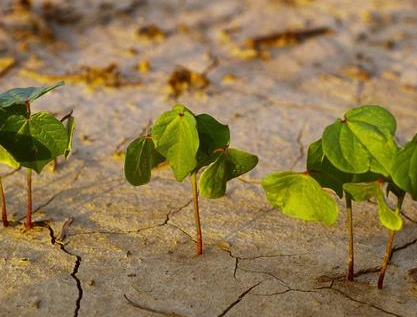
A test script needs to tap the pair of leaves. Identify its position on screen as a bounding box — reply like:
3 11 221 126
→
0 82 74 173
322 106 398 177
307 138 381 198
199 148 258 198
151 105 231 181
124 105 258 199
262 171 339 225
391 134 417 200
343 182 402 231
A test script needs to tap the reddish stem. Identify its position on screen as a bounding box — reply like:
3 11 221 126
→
191 171 203 255
0 176 8 227
377 194 404 289
26 168 32 230
346 196 354 281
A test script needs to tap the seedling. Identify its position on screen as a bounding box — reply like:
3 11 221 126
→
0 82 75 230
124 105 258 255
263 105 404 287
376 132 417 288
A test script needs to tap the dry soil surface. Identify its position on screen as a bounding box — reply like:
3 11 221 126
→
0 0 417 316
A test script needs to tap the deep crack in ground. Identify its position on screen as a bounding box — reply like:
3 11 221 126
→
45 222 83 317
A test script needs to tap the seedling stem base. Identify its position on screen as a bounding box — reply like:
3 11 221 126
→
0 176 8 227
26 168 32 231
191 171 203 255
378 195 405 289
346 196 354 281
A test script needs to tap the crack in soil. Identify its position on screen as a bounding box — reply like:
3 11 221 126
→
123 294 187 317
217 282 261 317
327 286 407 317
68 198 193 237
45 222 83 317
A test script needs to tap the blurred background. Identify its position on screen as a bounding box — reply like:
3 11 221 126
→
0 0 417 172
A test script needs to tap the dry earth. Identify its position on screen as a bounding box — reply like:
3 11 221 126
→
0 0 417 316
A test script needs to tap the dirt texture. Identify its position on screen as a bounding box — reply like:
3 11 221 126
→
0 0 417 316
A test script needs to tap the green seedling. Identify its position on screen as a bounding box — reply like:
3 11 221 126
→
0 102 26 227
0 82 75 230
124 105 258 255
263 105 403 287
374 132 417 288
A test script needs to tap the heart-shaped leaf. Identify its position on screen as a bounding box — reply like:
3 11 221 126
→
307 139 352 198
152 105 199 182
124 136 165 186
262 171 339 225
64 116 76 159
199 148 258 198
196 114 230 153
343 182 402 230
391 134 417 200
195 113 230 169
322 105 398 176
0 111 68 173
0 82 64 108
0 145 19 169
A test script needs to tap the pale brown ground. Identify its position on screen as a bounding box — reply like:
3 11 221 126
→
0 0 416 316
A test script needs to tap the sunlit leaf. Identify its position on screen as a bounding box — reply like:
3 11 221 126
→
322 105 398 176
0 144 19 169
262 171 339 225
343 182 402 230
152 105 199 181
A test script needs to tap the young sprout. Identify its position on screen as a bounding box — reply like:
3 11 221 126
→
124 105 258 255
263 105 402 287
0 103 26 227
0 82 75 230
377 132 417 288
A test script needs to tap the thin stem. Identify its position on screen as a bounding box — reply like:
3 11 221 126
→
191 171 202 255
26 168 32 231
0 175 8 227
346 196 354 281
377 194 405 289
25 101 31 117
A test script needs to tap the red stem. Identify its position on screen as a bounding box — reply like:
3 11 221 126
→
0 176 8 227
26 168 32 230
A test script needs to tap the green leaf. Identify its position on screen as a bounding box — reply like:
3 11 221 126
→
343 182 402 230
199 148 258 198
391 134 417 200
262 171 339 225
0 111 68 173
0 104 26 127
196 114 230 152
307 139 352 198
0 145 19 169
64 116 75 159
195 113 230 169
322 105 398 176
343 182 377 201
0 82 64 108
152 105 199 182
124 136 165 186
